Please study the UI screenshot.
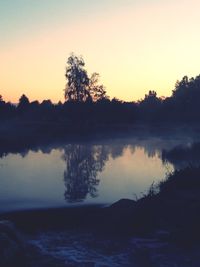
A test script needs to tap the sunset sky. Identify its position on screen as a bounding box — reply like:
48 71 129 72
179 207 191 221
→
1 0 200 103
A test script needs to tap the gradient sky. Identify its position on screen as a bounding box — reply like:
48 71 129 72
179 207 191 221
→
1 0 200 103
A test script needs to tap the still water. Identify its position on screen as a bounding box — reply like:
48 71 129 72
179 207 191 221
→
0 134 198 213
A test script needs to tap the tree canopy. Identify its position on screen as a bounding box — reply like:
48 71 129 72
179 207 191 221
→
64 54 108 102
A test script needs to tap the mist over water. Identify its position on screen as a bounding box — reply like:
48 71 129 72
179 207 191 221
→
0 133 199 213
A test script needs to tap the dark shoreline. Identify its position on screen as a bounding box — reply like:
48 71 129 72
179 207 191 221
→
1 166 200 266
1 163 200 245
0 204 106 233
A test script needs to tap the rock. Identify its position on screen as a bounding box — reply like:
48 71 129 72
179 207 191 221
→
95 199 137 234
110 198 136 210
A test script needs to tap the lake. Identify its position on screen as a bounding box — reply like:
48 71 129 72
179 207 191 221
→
0 132 199 213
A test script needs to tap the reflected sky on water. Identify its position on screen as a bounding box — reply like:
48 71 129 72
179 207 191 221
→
0 134 199 213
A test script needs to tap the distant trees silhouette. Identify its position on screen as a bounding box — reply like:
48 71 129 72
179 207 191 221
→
170 75 200 121
18 94 30 114
0 95 15 119
19 94 29 107
139 90 162 122
1 54 200 130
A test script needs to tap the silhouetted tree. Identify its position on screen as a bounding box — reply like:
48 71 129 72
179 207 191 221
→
41 99 53 108
89 72 107 101
0 95 6 118
0 95 5 108
169 75 200 121
64 54 91 102
18 94 29 108
17 94 30 114
143 90 160 105
172 76 189 100
19 94 29 105
139 90 162 121
64 54 108 103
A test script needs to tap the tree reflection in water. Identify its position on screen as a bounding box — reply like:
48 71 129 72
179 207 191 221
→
162 142 200 169
62 144 110 202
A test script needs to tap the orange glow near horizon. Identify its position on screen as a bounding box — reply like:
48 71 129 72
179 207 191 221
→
1 0 200 103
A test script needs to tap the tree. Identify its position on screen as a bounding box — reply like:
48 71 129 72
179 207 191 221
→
64 54 90 102
18 94 30 110
139 90 162 121
140 90 161 107
172 76 190 100
64 54 108 102
88 72 107 102
0 95 5 107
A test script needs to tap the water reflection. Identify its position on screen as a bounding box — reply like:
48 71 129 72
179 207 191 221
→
61 140 200 203
0 135 200 209
162 142 200 169
62 144 110 202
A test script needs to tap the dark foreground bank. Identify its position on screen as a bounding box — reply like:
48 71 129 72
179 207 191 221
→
1 166 200 266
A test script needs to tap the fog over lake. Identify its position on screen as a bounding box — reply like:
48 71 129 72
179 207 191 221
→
0 132 199 213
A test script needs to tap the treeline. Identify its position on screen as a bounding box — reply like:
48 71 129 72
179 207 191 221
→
0 95 136 125
1 75 200 124
1 54 200 126
1 75 200 125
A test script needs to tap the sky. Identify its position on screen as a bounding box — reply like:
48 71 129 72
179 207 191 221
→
1 0 200 103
